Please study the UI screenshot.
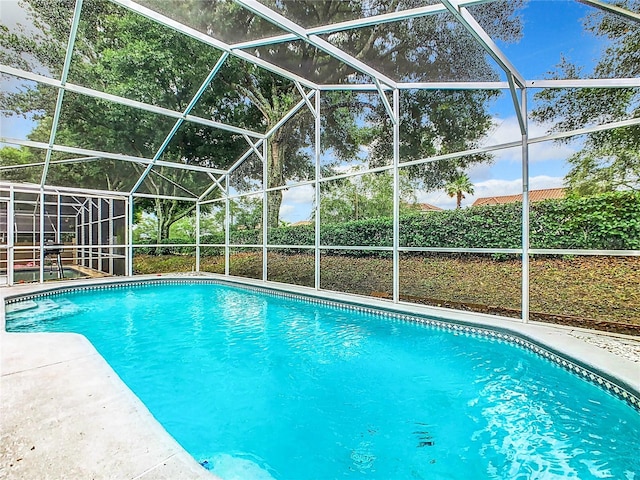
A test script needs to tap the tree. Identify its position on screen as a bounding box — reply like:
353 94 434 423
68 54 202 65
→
0 146 39 183
531 1 640 195
1 0 525 236
445 173 474 209
229 196 263 231
99 0 525 224
1 1 249 240
318 169 418 224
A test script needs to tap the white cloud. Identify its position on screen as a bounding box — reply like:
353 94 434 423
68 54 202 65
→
483 116 579 164
280 185 314 223
281 184 314 204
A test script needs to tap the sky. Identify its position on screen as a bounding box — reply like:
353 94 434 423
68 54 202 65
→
280 0 612 220
0 0 616 221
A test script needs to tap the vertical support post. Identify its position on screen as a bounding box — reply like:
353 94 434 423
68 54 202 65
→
521 90 530 323
57 193 62 273
32 207 36 263
73 200 78 267
97 198 103 272
393 89 400 303
56 193 61 244
314 90 321 290
127 195 134 276
80 200 86 267
262 139 268 282
224 194 230 276
7 185 15 286
39 190 45 283
195 202 201 273
108 198 114 275
89 199 94 269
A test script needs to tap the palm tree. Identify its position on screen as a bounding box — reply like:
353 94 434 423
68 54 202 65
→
445 173 475 209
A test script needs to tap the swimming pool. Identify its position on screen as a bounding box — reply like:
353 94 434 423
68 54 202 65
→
5 280 639 479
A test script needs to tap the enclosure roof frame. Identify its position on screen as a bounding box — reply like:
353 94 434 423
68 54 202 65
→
1 0 639 203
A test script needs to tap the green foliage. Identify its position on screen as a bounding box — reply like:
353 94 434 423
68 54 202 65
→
0 146 40 183
229 196 262 231
318 169 418 224
530 191 640 249
138 191 639 256
268 224 315 246
400 204 523 249
286 190 640 253
2 0 526 235
532 1 640 195
444 172 475 209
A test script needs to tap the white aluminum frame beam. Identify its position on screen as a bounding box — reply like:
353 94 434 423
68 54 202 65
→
527 78 640 88
130 52 231 195
0 65 264 139
1 138 226 175
440 0 526 88
395 116 640 170
1 181 128 200
149 169 200 198
508 76 526 136
212 88 316 195
295 81 318 119
520 89 530 323
323 78 640 90
577 0 640 23
233 0 398 88
132 192 198 202
111 0 319 90
229 0 494 50
40 0 84 187
243 135 265 162
265 89 317 137
375 79 397 125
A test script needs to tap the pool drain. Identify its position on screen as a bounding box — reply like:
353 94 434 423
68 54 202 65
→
414 422 435 447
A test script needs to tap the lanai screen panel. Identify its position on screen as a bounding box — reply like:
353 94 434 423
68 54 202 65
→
1 0 639 326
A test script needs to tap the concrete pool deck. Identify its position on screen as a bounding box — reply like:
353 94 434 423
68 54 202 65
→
1 274 639 479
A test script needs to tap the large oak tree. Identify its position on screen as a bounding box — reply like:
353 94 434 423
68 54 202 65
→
2 0 524 237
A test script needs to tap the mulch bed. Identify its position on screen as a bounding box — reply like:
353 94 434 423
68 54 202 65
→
370 292 640 336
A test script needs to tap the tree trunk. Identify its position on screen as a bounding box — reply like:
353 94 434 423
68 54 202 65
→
267 189 282 229
154 199 169 254
267 131 286 228
159 216 171 241
456 191 462 209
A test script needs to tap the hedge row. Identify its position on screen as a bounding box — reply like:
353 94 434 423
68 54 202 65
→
135 191 639 255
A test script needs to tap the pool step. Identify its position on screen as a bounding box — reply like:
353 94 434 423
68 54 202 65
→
5 300 39 313
5 298 80 326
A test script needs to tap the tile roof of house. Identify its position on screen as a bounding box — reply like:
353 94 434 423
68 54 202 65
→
416 202 443 212
472 188 566 206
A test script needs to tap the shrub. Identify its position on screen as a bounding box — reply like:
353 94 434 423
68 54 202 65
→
141 191 639 256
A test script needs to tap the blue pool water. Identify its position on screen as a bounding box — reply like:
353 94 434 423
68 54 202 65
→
5 282 639 479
